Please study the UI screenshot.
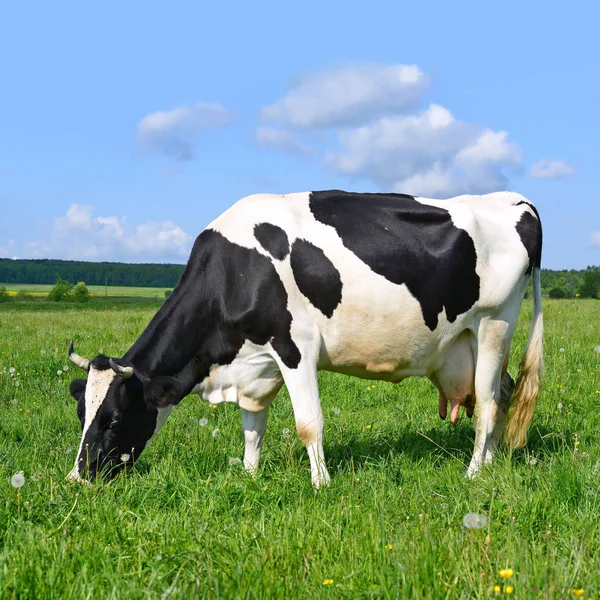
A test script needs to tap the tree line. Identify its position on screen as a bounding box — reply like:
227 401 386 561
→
0 259 185 288
1 258 599 299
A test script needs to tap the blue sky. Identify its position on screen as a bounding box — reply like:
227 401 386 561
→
0 0 597 269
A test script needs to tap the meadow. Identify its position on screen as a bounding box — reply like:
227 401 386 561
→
0 298 599 599
1 283 171 299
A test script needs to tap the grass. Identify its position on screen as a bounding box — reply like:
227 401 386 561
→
1 283 171 298
0 299 599 599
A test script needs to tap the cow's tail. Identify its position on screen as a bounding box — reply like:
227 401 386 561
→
503 265 544 448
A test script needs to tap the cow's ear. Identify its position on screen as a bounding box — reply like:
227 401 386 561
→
69 378 87 401
143 376 182 408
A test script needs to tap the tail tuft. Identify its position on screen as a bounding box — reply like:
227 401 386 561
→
503 267 544 448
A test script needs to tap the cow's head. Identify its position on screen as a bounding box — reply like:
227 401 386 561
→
66 341 181 482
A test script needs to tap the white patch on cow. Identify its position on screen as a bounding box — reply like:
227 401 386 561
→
143 405 174 451
68 368 117 479
192 340 283 411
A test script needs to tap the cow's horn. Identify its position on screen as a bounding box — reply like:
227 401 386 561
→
68 340 90 371
109 358 134 379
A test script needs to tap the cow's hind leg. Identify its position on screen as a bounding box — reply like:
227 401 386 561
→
467 317 511 478
242 407 269 475
279 359 330 488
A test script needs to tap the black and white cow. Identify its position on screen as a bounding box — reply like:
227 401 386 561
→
67 190 543 485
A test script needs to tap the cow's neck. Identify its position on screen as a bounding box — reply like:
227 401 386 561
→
123 249 211 395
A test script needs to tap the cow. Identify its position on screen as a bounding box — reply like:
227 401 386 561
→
66 189 543 486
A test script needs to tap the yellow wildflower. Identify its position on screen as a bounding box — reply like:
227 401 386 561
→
499 569 514 579
572 590 584 597
505 586 514 594
323 579 334 585
493 585 501 593
385 544 393 550
366 425 371 429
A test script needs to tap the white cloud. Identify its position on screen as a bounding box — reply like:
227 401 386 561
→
136 103 233 161
26 204 192 262
261 64 428 129
530 158 575 180
590 231 600 247
259 64 524 197
256 127 311 155
326 105 521 197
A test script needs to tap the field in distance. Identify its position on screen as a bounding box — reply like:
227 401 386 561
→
1 283 171 298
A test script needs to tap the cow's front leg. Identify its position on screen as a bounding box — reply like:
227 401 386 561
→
280 361 330 488
242 407 269 475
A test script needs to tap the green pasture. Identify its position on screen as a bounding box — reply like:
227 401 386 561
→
0 299 599 598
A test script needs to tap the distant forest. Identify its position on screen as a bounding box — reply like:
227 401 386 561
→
0 259 185 288
0 258 598 298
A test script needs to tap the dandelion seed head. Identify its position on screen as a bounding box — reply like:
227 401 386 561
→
212 428 220 438
529 456 538 466
282 427 290 438
333 407 341 415
199 417 208 427
120 453 131 462
57 370 63 376
9 367 15 374
11 472 25 488
557 402 563 410
62 365 69 371
228 457 242 465
462 512 487 529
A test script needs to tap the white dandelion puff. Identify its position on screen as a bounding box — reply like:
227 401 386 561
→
120 453 131 462
282 427 291 438
11 473 25 488
14 381 19 387
63 365 69 371
559 348 565 353
529 456 538 466
557 402 563 410
9 367 15 374
212 428 220 438
594 346 600 354
462 512 487 529
333 407 341 415
199 417 208 427
57 370 63 376
228 457 242 465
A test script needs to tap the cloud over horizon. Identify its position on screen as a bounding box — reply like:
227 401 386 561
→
19 204 193 263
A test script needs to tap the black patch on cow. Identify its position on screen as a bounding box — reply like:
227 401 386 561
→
309 190 480 331
89 355 112 371
515 207 542 274
254 222 290 260
125 228 301 382
290 238 342 318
